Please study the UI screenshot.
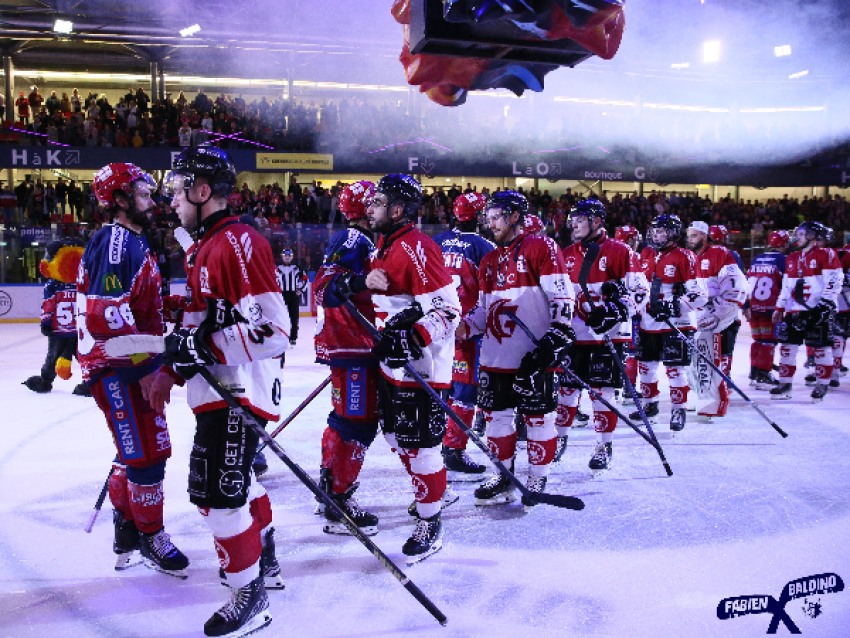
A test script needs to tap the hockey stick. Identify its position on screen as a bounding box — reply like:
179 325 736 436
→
193 366 448 626
502 310 665 452
343 300 585 512
84 464 115 533
256 374 332 454
663 319 788 438
575 241 673 476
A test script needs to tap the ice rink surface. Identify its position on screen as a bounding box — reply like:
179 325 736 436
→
1 318 849 638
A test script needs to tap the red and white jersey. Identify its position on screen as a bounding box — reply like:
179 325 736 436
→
776 246 843 315
41 279 77 337
181 213 291 421
76 223 165 385
694 245 746 329
370 223 461 389
746 250 786 313
839 245 850 314
640 245 707 333
464 233 575 373
562 235 649 344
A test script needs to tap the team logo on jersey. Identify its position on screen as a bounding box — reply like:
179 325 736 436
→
810 259 817 268
487 299 519 343
565 256 576 271
702 259 710 271
199 266 211 294
517 256 528 273
102 273 122 294
598 256 607 272
240 233 253 263
664 264 676 277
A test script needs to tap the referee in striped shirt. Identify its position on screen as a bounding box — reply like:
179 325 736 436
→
276 248 308 346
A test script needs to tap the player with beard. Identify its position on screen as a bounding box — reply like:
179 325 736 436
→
364 174 461 564
558 200 648 474
772 222 843 402
457 191 575 507
685 222 746 420
158 147 290 637
77 163 189 579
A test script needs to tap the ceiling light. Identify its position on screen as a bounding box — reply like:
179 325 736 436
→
703 41 721 63
53 20 73 34
179 24 202 37
671 62 690 70
789 70 809 79
774 45 792 57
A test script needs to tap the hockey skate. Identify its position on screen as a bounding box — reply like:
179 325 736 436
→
474 460 517 507
408 486 459 518
314 467 331 516
23 375 52 393
552 436 568 463
770 382 793 400
204 575 272 638
754 369 780 391
113 510 141 571
139 528 189 579
323 483 378 536
252 450 268 479
589 442 613 477
804 373 818 387
629 401 659 425
220 527 284 590
472 409 486 436
829 378 840 389
72 383 92 397
841 365 848 377
573 409 590 428
670 407 686 433
621 391 642 407
811 383 829 403
443 447 486 482
521 475 548 511
402 513 443 565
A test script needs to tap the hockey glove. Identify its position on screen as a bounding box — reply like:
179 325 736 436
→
513 352 544 400
807 299 836 328
586 299 628 334
371 303 426 369
647 298 681 322
329 272 368 303
163 327 220 378
531 322 576 370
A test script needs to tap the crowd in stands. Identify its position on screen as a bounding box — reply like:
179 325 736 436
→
3 85 416 153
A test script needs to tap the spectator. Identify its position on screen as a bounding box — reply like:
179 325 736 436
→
45 91 61 116
1 185 18 228
15 91 30 124
70 89 82 113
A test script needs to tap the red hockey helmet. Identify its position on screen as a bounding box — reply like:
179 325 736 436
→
615 225 639 243
768 230 791 250
93 163 156 207
709 225 730 244
339 180 375 221
453 192 487 222
523 214 544 236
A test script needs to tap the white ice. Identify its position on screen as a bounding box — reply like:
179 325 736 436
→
1 319 848 638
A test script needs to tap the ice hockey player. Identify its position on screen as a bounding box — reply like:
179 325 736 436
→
276 247 308 347
312 180 382 535
364 174 461 564
614 225 643 405
745 230 791 390
771 221 843 402
559 200 648 474
685 222 746 420
634 214 707 431
831 235 850 387
457 190 576 507
78 163 189 580
433 191 493 481
23 239 89 396
160 147 290 636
